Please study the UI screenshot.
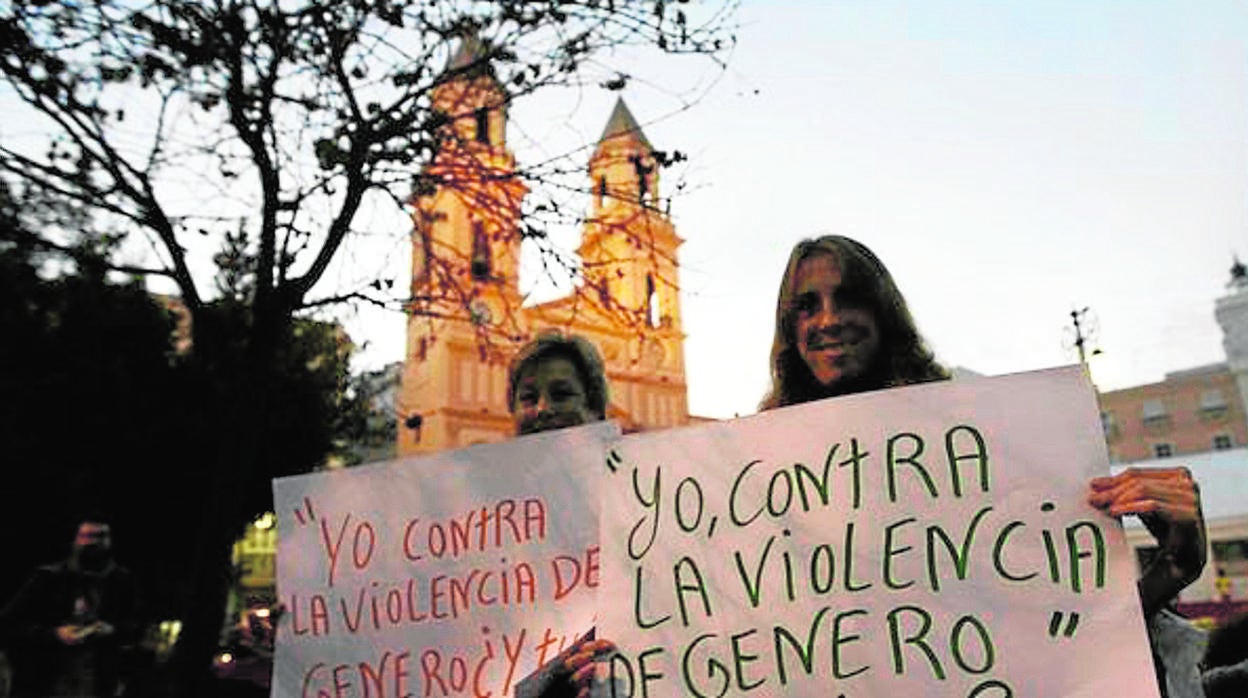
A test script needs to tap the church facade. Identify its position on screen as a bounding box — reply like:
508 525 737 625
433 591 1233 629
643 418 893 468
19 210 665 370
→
397 42 696 456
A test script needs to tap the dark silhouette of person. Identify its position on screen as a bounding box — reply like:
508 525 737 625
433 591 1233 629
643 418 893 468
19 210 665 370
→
0 520 139 697
1202 611 1248 698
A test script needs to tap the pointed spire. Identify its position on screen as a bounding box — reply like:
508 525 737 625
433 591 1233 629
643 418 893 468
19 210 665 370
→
445 28 493 77
598 98 652 151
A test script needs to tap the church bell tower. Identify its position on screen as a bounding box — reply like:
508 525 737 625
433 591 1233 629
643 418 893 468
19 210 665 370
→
397 69 695 455
399 33 528 455
580 98 684 339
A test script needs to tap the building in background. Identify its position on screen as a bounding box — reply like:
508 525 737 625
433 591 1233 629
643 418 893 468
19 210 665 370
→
1107 261 1248 624
227 513 277 618
337 362 401 466
397 38 701 456
1099 262 1248 463
1099 364 1246 462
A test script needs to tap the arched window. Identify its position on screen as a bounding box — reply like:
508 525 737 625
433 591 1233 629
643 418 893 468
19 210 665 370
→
470 222 491 280
631 154 652 204
474 107 490 145
414 227 432 283
646 274 660 328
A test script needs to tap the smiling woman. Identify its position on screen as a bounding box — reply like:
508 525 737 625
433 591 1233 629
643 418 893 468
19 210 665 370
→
761 234 1211 697
507 333 610 437
504 333 616 697
791 252 882 390
762 235 949 409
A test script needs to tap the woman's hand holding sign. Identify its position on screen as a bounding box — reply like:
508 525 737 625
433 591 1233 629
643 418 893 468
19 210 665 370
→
1088 467 1207 617
563 638 617 698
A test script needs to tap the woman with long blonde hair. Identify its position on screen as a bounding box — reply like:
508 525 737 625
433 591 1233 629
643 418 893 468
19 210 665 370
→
761 234 947 409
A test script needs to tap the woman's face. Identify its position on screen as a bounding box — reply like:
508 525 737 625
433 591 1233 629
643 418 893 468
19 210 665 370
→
791 252 881 391
511 355 596 435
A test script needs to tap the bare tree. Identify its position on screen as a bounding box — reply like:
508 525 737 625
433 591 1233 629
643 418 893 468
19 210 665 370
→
0 0 734 690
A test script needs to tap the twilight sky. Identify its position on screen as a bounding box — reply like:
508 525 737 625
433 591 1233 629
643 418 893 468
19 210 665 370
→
334 0 1248 419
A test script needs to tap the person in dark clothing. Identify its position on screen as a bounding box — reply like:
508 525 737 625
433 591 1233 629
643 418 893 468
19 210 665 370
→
0 520 140 697
1202 611 1248 698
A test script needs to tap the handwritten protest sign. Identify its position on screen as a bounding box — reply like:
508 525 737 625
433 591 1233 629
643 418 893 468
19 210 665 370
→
598 366 1160 697
272 421 618 698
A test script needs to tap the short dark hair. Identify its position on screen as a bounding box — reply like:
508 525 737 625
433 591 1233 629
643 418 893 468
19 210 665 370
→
762 235 948 409
507 332 609 419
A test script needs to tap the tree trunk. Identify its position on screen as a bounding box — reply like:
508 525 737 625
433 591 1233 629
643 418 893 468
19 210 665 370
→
172 530 235 695
172 389 257 696
171 302 284 696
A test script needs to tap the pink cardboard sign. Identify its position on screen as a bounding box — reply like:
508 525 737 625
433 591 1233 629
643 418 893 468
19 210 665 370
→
598 366 1159 698
272 422 619 698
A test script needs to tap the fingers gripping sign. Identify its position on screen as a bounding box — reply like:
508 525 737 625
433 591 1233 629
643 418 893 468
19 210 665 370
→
1088 467 1201 520
513 629 617 698
1087 467 1207 616
564 638 618 698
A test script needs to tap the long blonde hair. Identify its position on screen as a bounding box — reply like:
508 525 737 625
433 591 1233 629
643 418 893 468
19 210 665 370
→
761 235 948 410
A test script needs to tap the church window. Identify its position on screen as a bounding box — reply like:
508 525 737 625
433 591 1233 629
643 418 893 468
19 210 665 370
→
474 107 490 145
471 221 491 280
646 274 660 328
415 227 432 283
631 154 651 203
